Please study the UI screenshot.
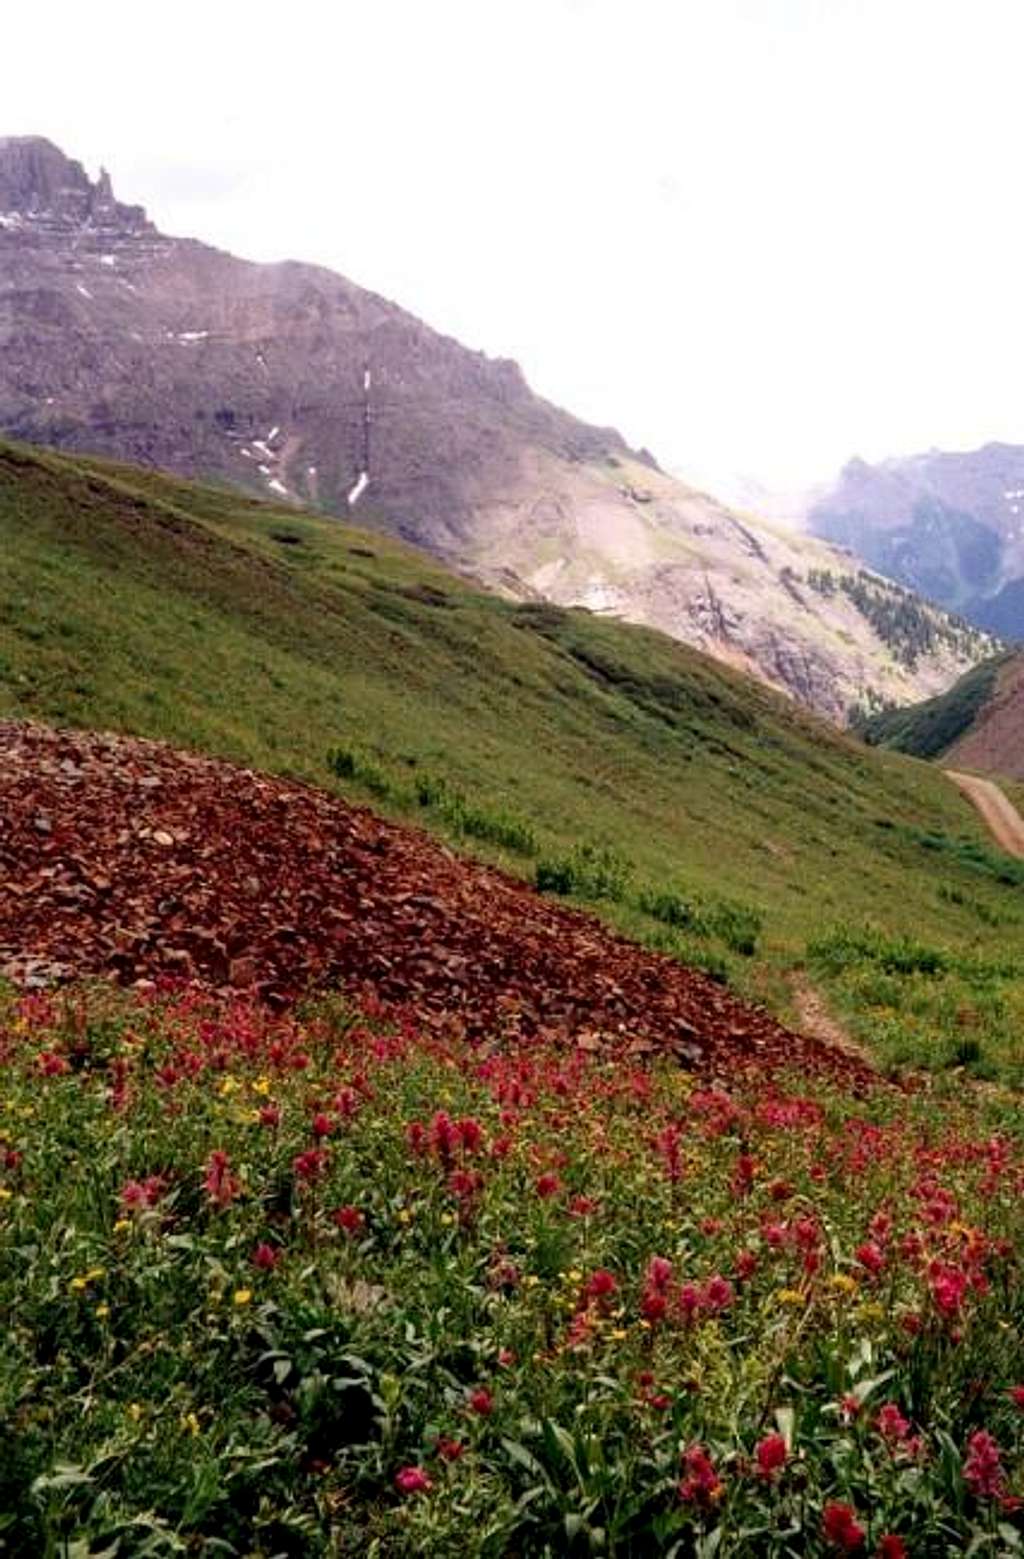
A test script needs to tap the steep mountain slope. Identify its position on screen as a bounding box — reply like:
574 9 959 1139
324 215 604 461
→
809 443 1024 636
0 136 996 720
862 647 1024 777
2 435 1019 984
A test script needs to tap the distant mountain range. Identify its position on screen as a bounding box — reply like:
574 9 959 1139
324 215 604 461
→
0 135 998 720
808 443 1024 638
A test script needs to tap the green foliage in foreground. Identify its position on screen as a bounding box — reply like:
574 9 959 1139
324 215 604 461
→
5 436 1024 1079
2 985 1023 1556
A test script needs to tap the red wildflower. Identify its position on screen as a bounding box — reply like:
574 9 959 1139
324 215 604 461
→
678 1445 723 1508
429 1110 459 1167
203 1149 240 1207
731 1152 756 1196
1008 1385 1024 1410
535 1172 561 1199
735 1249 759 1281
448 1168 484 1203
869 1210 893 1243
856 1241 886 1277
928 1261 968 1319
565 1308 594 1349
332 1204 364 1235
823 1501 866 1550
703 1274 734 1312
120 1175 165 1210
436 1436 465 1462
641 1288 668 1322
311 1112 333 1139
292 1148 327 1182
646 1256 673 1291
333 1085 360 1119
394 1465 432 1495
653 1122 684 1181
584 1268 618 1303
876 1402 911 1446
251 1242 280 1271
468 1387 494 1416
678 1282 703 1324
877 1539 907 1559
456 1117 483 1153
567 1194 599 1217
963 1429 1005 1498
756 1433 787 1480
258 1103 281 1129
37 1050 70 1076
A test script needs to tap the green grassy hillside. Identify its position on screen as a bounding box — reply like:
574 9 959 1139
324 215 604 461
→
857 651 1012 758
3 437 1024 1081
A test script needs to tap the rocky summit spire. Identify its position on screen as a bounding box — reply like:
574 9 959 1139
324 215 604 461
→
0 136 152 233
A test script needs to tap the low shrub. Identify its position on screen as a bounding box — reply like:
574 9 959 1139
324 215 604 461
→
534 843 633 902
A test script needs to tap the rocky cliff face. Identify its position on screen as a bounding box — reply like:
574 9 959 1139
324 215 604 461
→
0 136 152 234
0 137 998 720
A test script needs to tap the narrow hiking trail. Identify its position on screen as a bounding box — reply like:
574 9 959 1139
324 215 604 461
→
790 972 873 1069
945 769 1024 858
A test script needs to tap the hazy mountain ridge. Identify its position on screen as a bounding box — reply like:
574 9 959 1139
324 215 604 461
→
809 443 1024 637
0 137 997 719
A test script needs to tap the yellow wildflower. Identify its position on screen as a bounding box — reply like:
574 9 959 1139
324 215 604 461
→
69 1276 88 1293
232 1288 253 1307
440 1213 454 1226
113 1217 131 1235
828 1273 857 1294
397 1208 412 1225
95 1303 110 1320
182 1411 201 1436
127 1402 143 1423
776 1288 807 1307
251 1076 271 1096
0 1186 12 1202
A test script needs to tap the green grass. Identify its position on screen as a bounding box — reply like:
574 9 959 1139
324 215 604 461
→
857 652 1012 758
4 437 1024 1080
2 984 1022 1555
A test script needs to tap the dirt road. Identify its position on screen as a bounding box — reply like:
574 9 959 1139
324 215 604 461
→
944 770 1024 858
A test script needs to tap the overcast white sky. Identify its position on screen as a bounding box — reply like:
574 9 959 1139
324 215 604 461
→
5 0 1024 495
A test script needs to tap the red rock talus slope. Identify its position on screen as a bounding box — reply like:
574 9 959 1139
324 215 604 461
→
0 722 872 1085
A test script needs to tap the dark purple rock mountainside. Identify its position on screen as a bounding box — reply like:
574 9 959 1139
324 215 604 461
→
0 137 636 558
0 138 998 719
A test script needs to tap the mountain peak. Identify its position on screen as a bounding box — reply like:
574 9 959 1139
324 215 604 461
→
0 135 152 234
